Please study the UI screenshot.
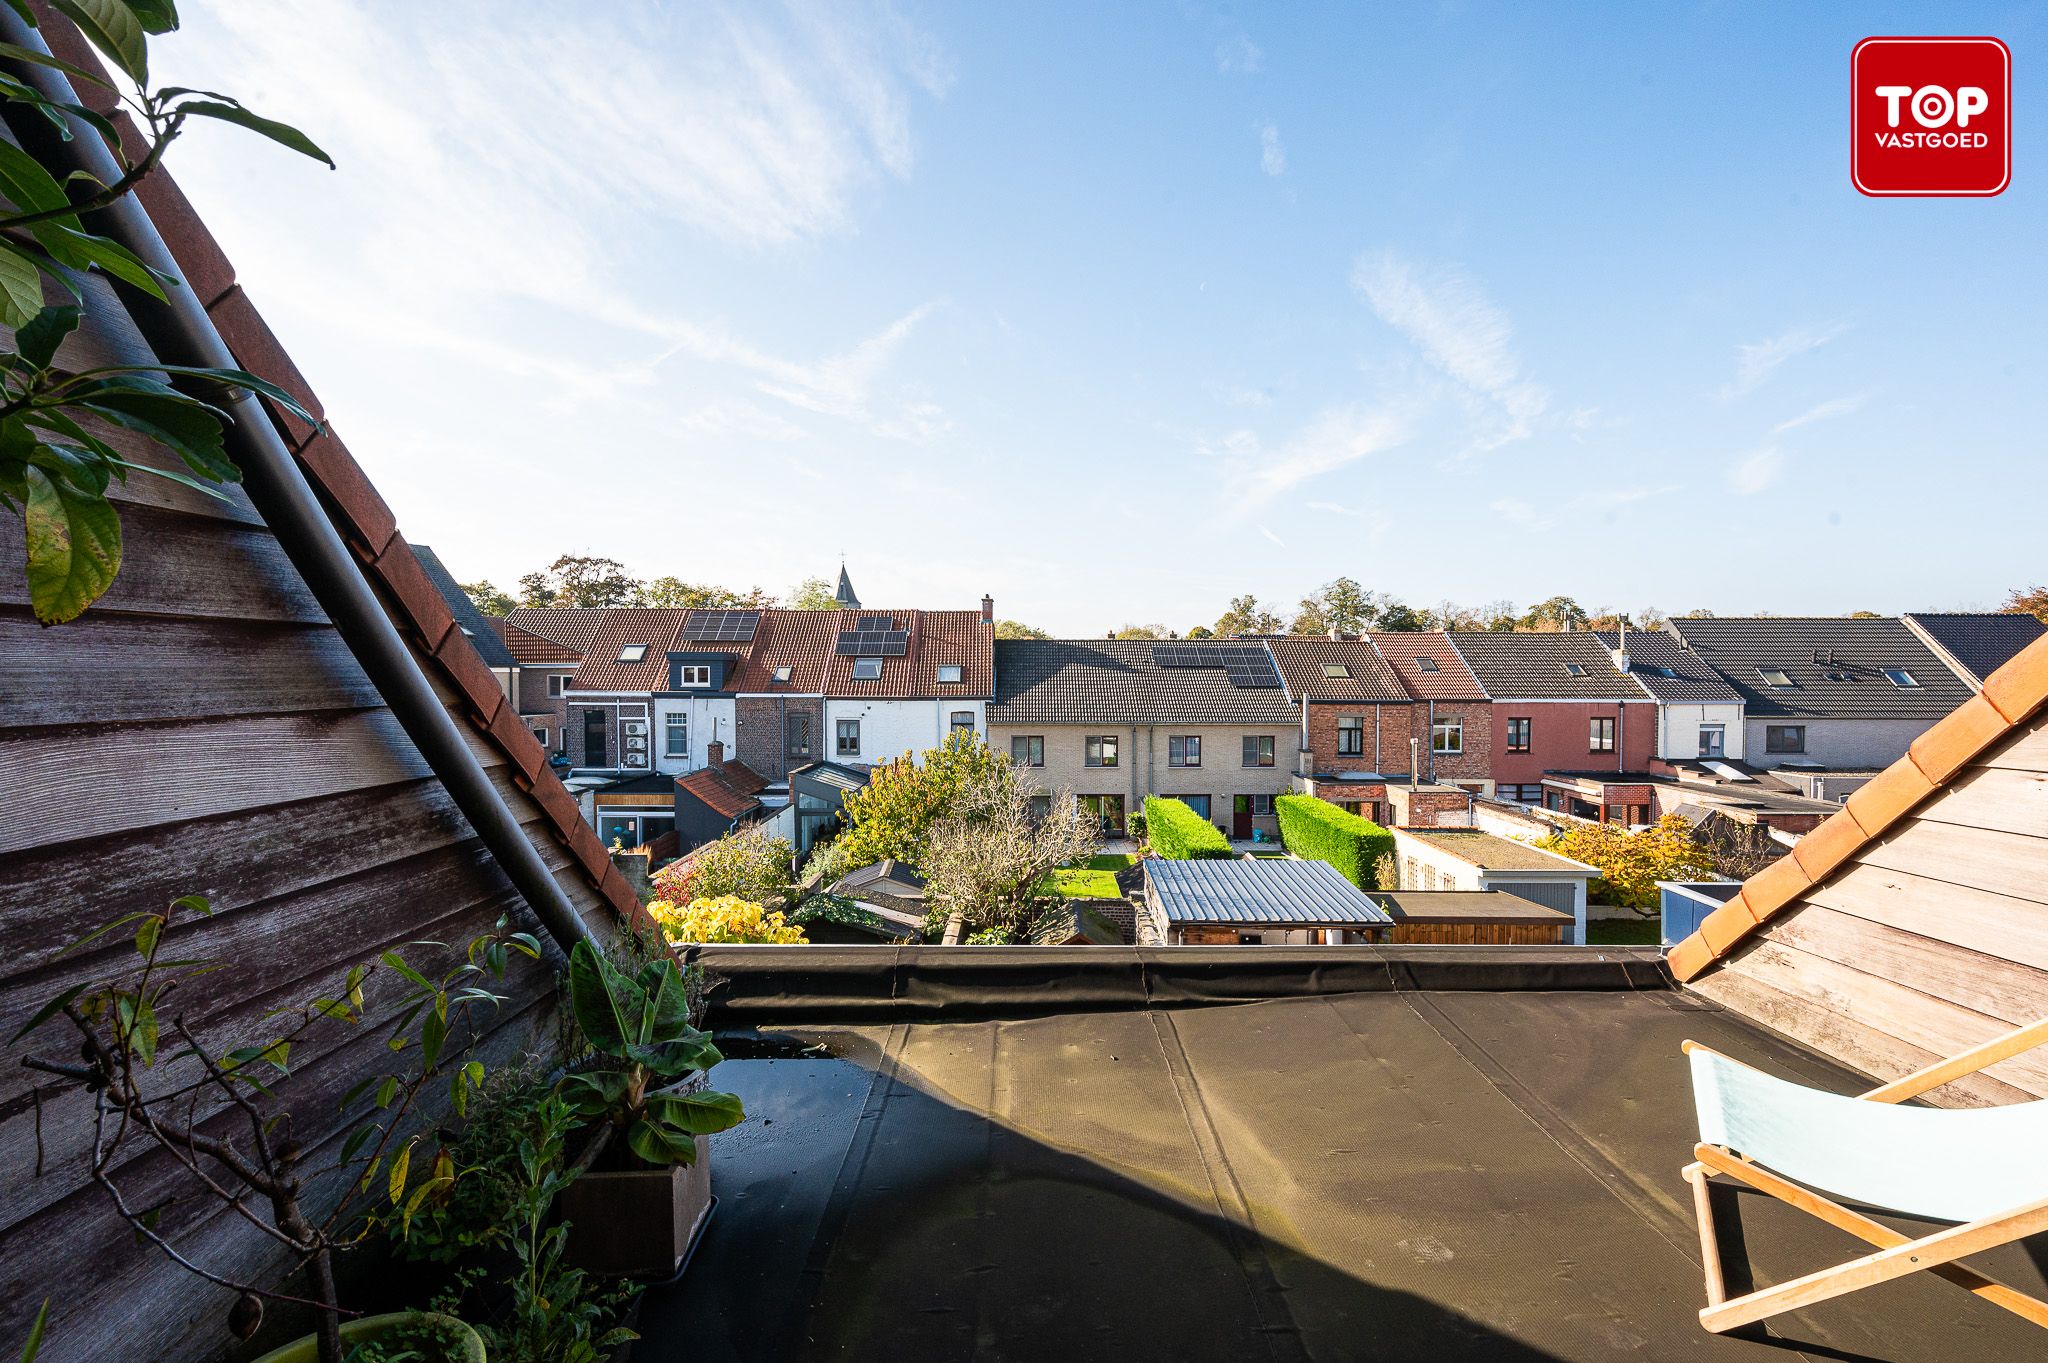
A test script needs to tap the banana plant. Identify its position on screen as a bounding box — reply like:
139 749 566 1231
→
558 941 745 1166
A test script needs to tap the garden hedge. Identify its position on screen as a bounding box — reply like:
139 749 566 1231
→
1275 794 1396 889
1142 796 1235 860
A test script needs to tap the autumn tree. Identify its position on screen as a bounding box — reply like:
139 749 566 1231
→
1520 595 1590 633
646 577 776 609
515 555 644 608
1214 594 1280 637
1536 815 1716 916
2004 586 2048 623
837 731 1012 870
1289 597 1330 636
1376 601 1427 631
461 579 514 616
1111 623 1170 639
995 619 1049 639
1183 624 1215 639
1476 599 1518 632
787 576 842 611
921 764 1099 943
649 826 797 910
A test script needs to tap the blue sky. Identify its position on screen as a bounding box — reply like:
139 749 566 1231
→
155 2 2045 635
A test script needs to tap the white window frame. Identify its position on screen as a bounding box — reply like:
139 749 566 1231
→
665 713 689 759
852 658 884 681
1431 718 1464 755
938 664 964 684
677 665 712 688
531 726 549 749
1698 723 1726 758
619 644 648 663
836 718 861 756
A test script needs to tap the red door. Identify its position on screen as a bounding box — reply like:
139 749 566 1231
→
1232 795 1252 839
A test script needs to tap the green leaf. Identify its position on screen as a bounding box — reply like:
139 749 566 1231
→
625 1118 696 1167
132 911 159 958
338 1121 380 1167
169 892 210 917
34 224 168 297
567 940 640 1054
123 0 177 35
46 0 147 85
644 1087 745 1135
22 462 120 625
132 364 319 426
448 1067 467 1117
379 951 434 991
0 137 73 217
13 305 77 369
635 956 691 1038
17 1298 48 1363
375 1076 398 1109
554 1070 628 1118
387 1137 411 1204
419 1006 447 1070
0 242 46 329
174 98 333 168
0 40 112 86
8 983 86 1043
78 389 235 482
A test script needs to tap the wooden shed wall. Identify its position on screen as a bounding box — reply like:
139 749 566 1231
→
1690 720 2048 1107
0 278 616 1359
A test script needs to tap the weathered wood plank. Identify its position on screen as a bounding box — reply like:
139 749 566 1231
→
1762 907 2048 1029
1977 724 2048 775
0 610 378 729
1804 861 2048 976
1859 820 2048 907
0 709 431 855
0 500 328 623
1911 765 2048 840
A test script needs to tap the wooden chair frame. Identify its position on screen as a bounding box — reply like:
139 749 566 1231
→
1682 1018 2048 1335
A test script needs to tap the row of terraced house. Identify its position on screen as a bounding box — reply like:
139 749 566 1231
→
429 561 2043 856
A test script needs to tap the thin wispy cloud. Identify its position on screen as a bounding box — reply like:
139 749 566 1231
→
1490 498 1555 532
1222 401 1416 504
1259 525 1288 548
1352 252 1549 455
1729 447 1784 495
1721 323 1848 400
1259 124 1286 176
1215 29 1262 73
1773 392 1869 433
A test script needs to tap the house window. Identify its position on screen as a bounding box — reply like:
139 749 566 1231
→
1078 794 1125 834
547 673 567 697
851 658 883 681
1415 657 1440 673
1011 735 1045 767
1336 716 1364 755
1431 719 1463 755
1589 717 1616 752
619 644 647 663
1883 667 1921 688
1235 794 1275 817
1085 735 1119 768
1758 667 1795 688
1322 664 1351 679
531 726 549 749
1698 723 1726 758
836 719 860 756
582 710 608 767
1168 735 1201 767
950 710 975 733
1766 724 1807 754
665 714 688 759
1242 735 1275 767
677 664 711 688
787 713 812 756
1176 795 1212 820
1505 717 1531 753
1028 794 1052 820
938 664 964 683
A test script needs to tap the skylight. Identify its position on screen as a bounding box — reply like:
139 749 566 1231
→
938 664 964 683
1883 667 1921 688
618 644 647 663
1322 664 1351 678
1758 667 1794 687
852 658 883 681
1653 666 1678 678
1564 662 1587 677
1415 657 1439 672
772 665 792 683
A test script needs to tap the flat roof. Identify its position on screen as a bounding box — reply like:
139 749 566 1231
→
640 974 2047 1361
1372 890 1573 923
1146 857 1393 925
1393 826 1595 873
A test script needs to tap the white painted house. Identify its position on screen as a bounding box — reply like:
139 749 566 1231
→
1387 826 1598 945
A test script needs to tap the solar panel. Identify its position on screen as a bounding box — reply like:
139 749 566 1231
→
856 614 895 631
835 629 909 657
1153 643 1278 687
680 610 761 642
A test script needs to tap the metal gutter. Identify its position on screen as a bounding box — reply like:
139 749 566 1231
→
0 19 598 954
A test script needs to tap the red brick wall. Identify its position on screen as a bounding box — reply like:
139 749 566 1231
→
736 695 826 781
1303 702 1420 776
1487 701 1656 787
1421 702 1492 786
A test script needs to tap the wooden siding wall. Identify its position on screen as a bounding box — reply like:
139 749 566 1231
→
1691 720 2048 1107
1388 922 1568 946
0 279 615 1359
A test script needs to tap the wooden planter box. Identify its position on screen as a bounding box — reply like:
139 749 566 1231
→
559 1145 712 1279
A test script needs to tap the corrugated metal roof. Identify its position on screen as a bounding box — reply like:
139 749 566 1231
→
1146 857 1393 925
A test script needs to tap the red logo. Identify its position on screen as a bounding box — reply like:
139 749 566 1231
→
1853 37 2010 196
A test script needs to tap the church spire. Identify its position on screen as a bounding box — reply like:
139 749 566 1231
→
834 561 860 610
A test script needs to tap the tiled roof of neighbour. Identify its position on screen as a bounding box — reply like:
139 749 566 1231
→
1447 632 1648 700
501 622 585 664
569 608 689 691
1366 632 1484 700
504 607 606 656
723 609 840 693
821 609 996 699
988 640 1300 726
1393 827 1597 873
1902 611 2047 686
1664 617 1972 719
1592 631 1742 703
1147 857 1394 925
1266 638 1410 703
1668 630 2048 983
41 21 641 925
412 546 516 669
677 761 769 820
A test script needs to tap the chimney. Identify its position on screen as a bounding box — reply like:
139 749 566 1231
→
1327 627 1343 641
1610 619 1630 674
705 739 726 770
981 593 994 623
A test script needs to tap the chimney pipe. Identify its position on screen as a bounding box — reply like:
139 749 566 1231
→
1410 736 1422 792
981 593 994 623
705 738 725 770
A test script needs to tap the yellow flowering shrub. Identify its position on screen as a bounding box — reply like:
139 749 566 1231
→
648 894 807 945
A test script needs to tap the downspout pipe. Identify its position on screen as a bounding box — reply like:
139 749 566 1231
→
0 25 598 954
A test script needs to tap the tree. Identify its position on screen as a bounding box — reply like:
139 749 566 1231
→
1289 597 1330 636
1520 595 1590 633
1111 623 1169 639
1376 601 1428 631
650 826 795 910
1535 815 1716 916
836 731 1012 869
645 577 774 609
995 618 1049 640
920 764 1098 943
462 579 514 616
1848 609 1882 620
1476 599 1519 632
1429 600 1483 631
540 555 643 608
516 570 558 608
786 576 842 611
1214 594 1280 637
2003 587 2048 624
1183 624 1215 639
1320 577 1373 634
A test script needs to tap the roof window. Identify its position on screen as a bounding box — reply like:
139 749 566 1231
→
619 644 648 663
1322 664 1351 678
852 658 884 681
773 665 793 684
1564 663 1587 677
1758 667 1795 688
1415 657 1440 673
938 664 964 683
1883 667 1921 688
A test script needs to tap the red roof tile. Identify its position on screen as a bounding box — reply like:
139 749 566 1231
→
505 608 605 655
570 609 690 691
501 622 584 664
1267 638 1410 703
1368 632 1485 700
821 609 995 699
677 761 770 820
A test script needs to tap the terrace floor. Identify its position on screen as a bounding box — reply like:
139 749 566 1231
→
638 966 2048 1362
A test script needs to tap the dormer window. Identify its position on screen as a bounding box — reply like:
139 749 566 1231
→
1882 667 1921 688
619 644 647 663
938 665 964 683
677 665 711 688
1564 662 1587 677
1415 657 1439 673
852 658 883 681
1322 664 1351 678
1758 667 1794 688
772 665 793 684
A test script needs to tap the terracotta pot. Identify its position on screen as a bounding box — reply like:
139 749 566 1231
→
250 1312 484 1363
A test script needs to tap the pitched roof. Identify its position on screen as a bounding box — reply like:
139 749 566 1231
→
1392 827 1598 873
1667 629 2048 983
1446 632 1648 701
569 608 689 690
1366 632 1485 700
724 609 840 693
1146 858 1394 925
676 761 769 820
501 622 585 664
821 608 995 699
1664 617 1973 719
1266 638 1410 703
1902 612 2048 687
504 607 604 656
835 564 861 609
1592 630 1742 703
988 640 1299 725
411 545 515 669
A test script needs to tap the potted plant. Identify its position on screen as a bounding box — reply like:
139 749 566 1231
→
556 941 745 1279
14 894 538 1362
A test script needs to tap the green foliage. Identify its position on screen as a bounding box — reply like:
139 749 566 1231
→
0 0 333 623
792 893 885 931
1536 814 1716 913
557 942 743 1168
14 1301 45 1363
1045 867 1121 899
644 576 776 610
1142 796 1234 860
1214 593 1280 637
993 618 1047 639
649 825 793 910
836 730 1009 870
1275 794 1396 889
458 579 513 617
784 574 841 610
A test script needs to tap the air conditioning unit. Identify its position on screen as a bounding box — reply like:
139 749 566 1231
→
623 720 649 737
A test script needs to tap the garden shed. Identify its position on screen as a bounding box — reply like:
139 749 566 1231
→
1142 857 1393 945
1369 890 1575 945
1387 827 1598 945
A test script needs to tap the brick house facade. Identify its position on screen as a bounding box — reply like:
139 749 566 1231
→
736 694 827 782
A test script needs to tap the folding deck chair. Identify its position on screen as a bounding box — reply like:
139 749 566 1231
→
1681 1019 2048 1335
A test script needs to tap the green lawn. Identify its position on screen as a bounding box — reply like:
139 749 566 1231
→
1586 918 1662 946
1048 868 1124 899
1084 853 1135 871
